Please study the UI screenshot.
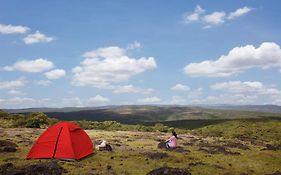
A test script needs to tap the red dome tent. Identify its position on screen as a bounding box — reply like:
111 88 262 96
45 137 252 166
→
27 122 94 160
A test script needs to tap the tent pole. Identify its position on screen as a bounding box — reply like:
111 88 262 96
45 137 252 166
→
52 127 63 159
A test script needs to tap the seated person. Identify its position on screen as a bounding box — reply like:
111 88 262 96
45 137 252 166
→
166 131 178 149
158 131 178 149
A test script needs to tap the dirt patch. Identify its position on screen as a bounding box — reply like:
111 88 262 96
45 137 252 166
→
109 139 122 144
190 138 201 142
198 147 240 155
182 142 194 146
118 135 129 139
266 172 281 175
155 138 165 142
0 161 66 175
0 146 17 152
0 140 18 147
108 139 126 147
198 143 240 155
144 152 169 160
3 157 19 162
107 165 116 175
23 161 66 175
182 138 201 146
87 168 100 175
189 162 206 166
113 143 121 147
248 139 266 147
213 164 225 169
18 138 32 144
260 144 280 151
223 141 249 150
0 140 18 152
147 167 191 175
0 163 15 174
173 147 190 153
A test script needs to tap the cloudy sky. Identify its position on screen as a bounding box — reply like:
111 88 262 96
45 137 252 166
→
1 1 281 108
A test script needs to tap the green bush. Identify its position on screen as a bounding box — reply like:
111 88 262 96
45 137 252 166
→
153 123 169 132
11 112 49 128
25 112 49 128
134 124 153 132
0 110 9 118
47 117 60 126
13 117 27 127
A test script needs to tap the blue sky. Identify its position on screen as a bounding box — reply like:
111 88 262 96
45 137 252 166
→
1 0 281 108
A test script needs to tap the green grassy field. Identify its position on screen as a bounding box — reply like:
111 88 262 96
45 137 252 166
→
1 118 281 175
1 110 281 174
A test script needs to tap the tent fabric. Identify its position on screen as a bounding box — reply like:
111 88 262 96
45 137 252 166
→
27 122 94 160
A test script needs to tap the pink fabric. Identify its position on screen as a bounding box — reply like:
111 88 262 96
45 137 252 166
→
167 136 177 148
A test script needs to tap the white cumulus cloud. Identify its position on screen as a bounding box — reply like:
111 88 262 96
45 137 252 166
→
0 97 35 108
0 24 30 34
170 96 186 105
71 46 157 88
186 81 281 105
0 97 52 108
184 5 205 23
113 85 153 94
7 97 35 105
7 90 26 96
4 58 54 73
228 6 252 19
36 80 52 86
205 81 281 104
203 11 226 26
45 69 66 79
183 5 252 28
0 79 26 89
184 42 281 77
62 97 83 107
23 31 55 44
201 94 258 105
272 99 281 105
127 41 142 50
171 84 190 92
137 97 161 104
87 95 110 106
210 81 281 96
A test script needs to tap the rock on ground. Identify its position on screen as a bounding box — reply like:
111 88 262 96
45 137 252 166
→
0 140 18 152
144 152 168 160
147 167 191 175
0 161 66 175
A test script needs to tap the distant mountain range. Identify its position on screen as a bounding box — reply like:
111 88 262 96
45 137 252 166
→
3 106 106 113
202 104 281 114
3 105 281 124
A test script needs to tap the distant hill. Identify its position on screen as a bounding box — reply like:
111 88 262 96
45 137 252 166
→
5 104 281 114
3 106 108 113
204 104 281 114
3 105 281 124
